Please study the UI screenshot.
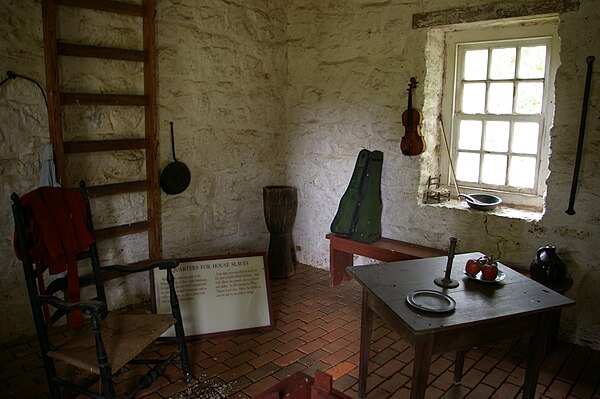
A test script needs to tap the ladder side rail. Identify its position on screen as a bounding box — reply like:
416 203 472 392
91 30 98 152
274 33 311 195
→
42 0 66 183
143 0 161 260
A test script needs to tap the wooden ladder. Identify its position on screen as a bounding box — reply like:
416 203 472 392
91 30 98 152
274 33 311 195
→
42 0 162 263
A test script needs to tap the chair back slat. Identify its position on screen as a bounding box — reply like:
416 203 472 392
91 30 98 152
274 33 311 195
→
79 183 108 314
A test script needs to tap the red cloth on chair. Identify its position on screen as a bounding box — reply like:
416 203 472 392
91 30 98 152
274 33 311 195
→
14 187 94 327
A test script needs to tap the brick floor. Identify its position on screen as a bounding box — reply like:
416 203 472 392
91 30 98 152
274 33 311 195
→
1 263 599 398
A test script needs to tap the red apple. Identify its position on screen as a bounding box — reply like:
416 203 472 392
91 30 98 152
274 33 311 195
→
480 263 499 281
465 259 480 277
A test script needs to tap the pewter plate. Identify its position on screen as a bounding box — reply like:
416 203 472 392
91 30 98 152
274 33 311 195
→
406 290 456 313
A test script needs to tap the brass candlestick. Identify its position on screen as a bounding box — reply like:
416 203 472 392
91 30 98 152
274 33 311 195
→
435 237 459 288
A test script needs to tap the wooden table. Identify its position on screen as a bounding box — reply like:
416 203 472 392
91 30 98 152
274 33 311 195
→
347 253 575 399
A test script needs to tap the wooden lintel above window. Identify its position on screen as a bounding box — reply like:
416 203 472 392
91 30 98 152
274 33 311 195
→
412 0 579 29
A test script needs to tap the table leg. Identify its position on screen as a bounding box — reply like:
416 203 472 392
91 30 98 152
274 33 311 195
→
357 289 373 399
411 334 434 399
454 349 466 383
522 311 554 399
330 247 354 287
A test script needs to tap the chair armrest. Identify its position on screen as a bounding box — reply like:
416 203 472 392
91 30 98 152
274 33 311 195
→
37 295 106 316
102 259 179 274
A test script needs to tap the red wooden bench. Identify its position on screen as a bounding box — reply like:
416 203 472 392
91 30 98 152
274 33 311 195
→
254 370 351 399
325 233 447 287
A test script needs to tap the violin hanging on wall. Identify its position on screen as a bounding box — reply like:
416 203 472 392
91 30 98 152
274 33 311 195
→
400 77 426 156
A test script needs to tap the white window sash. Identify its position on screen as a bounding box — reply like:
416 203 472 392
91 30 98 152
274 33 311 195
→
440 21 559 209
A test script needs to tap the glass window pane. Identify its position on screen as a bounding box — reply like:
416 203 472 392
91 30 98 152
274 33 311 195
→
490 47 516 79
488 82 514 114
512 122 539 154
519 46 546 79
456 152 480 182
464 49 488 80
509 156 536 188
516 82 543 114
481 154 507 185
461 83 486 113
458 120 482 150
484 121 509 152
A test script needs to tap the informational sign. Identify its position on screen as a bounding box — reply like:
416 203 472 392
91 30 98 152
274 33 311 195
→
152 253 273 338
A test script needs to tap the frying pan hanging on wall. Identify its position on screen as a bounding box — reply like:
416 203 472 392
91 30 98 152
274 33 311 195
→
160 122 191 195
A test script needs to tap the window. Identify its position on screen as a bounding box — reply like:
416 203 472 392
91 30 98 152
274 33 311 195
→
441 22 559 210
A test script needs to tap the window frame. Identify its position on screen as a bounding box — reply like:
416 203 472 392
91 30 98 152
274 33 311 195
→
440 22 560 210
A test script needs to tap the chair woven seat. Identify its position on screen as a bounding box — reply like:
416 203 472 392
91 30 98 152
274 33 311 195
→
49 314 176 375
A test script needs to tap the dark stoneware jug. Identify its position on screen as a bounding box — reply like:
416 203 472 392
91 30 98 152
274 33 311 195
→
530 245 567 284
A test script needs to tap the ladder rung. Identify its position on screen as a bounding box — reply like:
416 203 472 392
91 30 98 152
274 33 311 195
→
87 181 148 198
58 43 145 62
56 0 144 16
95 221 149 241
45 0 161 260
61 93 147 106
64 139 148 153
99 259 166 282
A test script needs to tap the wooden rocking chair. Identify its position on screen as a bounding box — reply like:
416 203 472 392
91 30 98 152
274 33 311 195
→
11 183 192 398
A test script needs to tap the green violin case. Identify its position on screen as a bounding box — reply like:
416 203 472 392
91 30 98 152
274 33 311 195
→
330 149 383 243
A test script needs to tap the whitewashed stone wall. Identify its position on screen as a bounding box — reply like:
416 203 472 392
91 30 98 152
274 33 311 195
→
1 0 50 341
1 0 599 351
0 0 286 342
286 0 600 350
156 0 287 255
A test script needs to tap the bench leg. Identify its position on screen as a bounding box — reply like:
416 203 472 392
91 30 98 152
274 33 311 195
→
330 247 354 287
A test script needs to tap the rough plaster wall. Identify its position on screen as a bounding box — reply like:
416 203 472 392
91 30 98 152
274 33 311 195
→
0 0 49 341
286 0 428 268
0 1 158 340
0 0 286 342
549 0 600 349
286 0 600 350
156 1 287 257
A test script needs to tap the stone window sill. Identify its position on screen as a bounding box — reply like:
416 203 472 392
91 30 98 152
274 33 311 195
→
424 199 543 222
